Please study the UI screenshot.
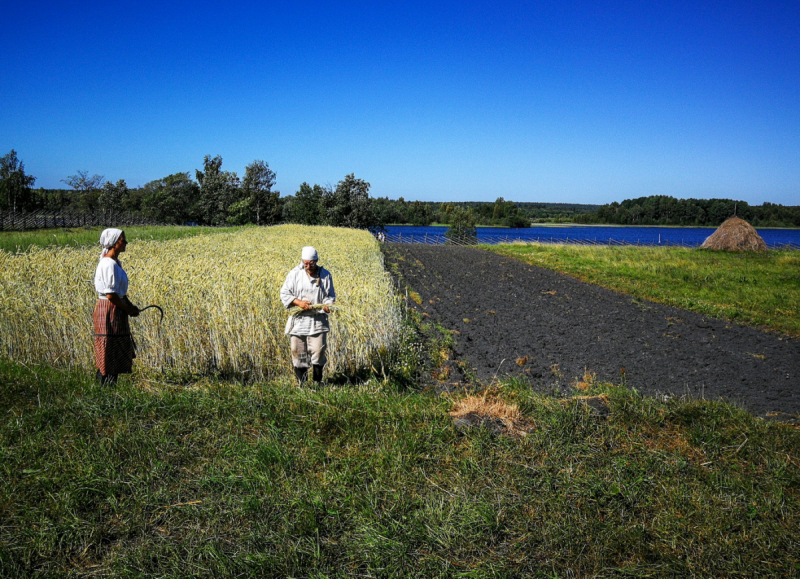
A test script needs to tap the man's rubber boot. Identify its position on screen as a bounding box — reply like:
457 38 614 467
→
312 364 324 385
294 366 308 384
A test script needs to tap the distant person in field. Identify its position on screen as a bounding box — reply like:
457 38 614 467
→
280 246 336 385
93 228 140 385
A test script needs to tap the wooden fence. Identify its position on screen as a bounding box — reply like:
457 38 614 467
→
0 210 165 231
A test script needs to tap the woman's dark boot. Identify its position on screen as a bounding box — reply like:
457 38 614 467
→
98 372 117 386
312 364 324 385
294 366 308 384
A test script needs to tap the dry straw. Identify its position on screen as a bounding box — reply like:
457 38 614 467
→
449 393 533 437
0 225 401 380
701 216 768 252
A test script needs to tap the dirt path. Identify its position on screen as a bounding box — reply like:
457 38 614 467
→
386 243 800 421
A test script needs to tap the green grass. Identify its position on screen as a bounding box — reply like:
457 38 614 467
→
486 244 800 337
1 359 798 577
0 226 245 253
2 241 799 576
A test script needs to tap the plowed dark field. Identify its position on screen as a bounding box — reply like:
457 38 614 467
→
386 243 800 421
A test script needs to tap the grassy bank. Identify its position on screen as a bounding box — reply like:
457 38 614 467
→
0 226 243 253
1 358 798 577
486 244 800 337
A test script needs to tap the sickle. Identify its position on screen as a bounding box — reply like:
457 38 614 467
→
139 305 164 322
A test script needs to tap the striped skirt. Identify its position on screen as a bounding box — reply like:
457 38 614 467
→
93 299 136 375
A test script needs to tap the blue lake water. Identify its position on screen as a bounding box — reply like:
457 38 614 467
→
385 225 800 248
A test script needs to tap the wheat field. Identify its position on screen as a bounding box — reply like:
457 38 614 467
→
0 225 401 381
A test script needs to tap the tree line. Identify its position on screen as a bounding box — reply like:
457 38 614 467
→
372 197 526 227
1 151 381 230
371 198 598 227
2 150 590 230
3 150 796 229
573 195 800 227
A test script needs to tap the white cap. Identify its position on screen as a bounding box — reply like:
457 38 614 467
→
301 246 318 261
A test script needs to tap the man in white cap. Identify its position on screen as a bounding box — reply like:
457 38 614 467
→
280 246 336 385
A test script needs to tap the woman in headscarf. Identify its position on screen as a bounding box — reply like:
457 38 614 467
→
93 228 139 384
280 246 336 385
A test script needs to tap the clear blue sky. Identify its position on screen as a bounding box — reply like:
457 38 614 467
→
2 0 798 205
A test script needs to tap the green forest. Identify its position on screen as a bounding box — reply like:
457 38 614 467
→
574 195 800 227
0 150 601 229
2 150 798 229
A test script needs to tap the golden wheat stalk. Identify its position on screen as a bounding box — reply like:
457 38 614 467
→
286 304 339 317
0 225 401 381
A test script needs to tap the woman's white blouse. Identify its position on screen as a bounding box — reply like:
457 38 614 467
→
94 257 129 297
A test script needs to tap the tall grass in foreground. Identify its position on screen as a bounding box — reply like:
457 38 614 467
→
487 243 800 336
0 225 240 253
0 225 401 380
1 359 798 577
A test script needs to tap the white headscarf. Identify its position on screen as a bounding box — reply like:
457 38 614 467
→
301 246 319 261
99 228 124 257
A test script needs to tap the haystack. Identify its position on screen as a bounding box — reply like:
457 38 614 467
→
701 216 767 252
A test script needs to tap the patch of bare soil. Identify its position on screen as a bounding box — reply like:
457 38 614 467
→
386 243 800 421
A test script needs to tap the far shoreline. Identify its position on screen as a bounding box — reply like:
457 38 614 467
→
387 223 800 230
